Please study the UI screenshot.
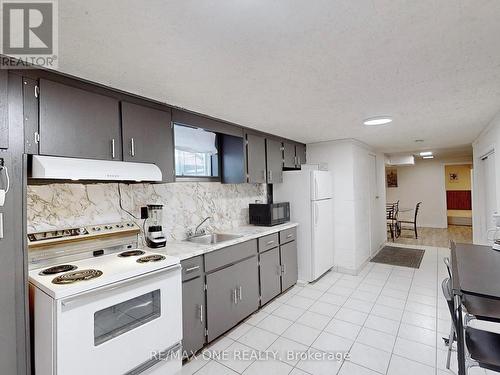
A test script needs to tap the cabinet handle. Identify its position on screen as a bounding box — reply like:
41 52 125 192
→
111 139 116 159
297 156 301 166
294 155 297 166
283 264 287 275
130 138 135 157
266 240 275 245
233 288 238 305
199 305 203 323
239 286 243 301
268 170 273 182
185 266 200 273
286 234 293 238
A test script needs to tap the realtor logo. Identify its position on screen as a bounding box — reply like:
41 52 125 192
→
0 0 58 68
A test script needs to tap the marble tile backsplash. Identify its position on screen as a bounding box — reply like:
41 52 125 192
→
27 182 266 240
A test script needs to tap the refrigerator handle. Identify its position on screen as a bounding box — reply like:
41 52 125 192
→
314 178 318 200
314 203 319 225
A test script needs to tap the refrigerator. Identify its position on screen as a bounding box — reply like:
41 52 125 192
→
274 167 334 283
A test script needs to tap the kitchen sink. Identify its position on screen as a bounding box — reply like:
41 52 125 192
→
185 233 242 245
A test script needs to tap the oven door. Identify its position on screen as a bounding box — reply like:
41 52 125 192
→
56 265 182 375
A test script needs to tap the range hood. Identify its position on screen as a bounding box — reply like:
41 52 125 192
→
31 155 163 182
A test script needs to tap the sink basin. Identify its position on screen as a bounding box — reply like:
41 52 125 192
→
185 233 242 245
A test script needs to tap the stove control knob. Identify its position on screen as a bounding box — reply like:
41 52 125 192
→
104 225 112 230
78 228 86 235
127 223 133 227
92 227 101 231
116 224 124 228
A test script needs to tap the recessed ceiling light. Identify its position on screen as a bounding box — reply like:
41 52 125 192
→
423 156 434 159
363 116 393 126
419 151 433 156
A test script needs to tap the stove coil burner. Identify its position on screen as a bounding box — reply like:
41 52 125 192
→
39 264 78 276
136 255 166 263
118 250 146 257
51 269 103 284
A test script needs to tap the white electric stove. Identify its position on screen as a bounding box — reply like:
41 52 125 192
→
28 222 182 375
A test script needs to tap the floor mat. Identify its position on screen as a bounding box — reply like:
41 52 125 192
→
371 246 425 269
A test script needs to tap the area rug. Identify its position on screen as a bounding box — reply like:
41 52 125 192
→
370 246 425 269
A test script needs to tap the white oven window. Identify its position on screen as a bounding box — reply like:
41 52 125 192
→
94 290 161 346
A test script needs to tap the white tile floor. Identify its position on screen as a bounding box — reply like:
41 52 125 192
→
180 244 494 375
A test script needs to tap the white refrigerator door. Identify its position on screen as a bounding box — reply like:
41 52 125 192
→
311 171 332 201
311 199 334 280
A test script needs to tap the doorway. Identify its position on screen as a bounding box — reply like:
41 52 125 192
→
480 151 497 244
444 164 473 227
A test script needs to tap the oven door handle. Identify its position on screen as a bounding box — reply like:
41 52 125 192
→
61 264 181 308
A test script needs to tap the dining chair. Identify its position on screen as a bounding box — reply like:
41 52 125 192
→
442 258 500 373
399 201 422 239
386 201 399 241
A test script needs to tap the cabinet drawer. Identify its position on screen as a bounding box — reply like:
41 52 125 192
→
181 256 204 281
258 233 279 253
280 227 296 244
205 240 257 273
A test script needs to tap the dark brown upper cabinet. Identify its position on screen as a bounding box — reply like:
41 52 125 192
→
283 141 296 169
121 102 174 182
38 79 122 160
296 143 306 166
283 142 307 169
265 138 283 184
246 133 267 183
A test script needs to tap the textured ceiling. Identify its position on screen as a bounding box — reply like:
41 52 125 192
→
56 0 500 153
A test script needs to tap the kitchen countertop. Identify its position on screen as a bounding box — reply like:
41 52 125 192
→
156 222 298 261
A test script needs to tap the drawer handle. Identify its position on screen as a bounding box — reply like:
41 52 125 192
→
286 234 293 238
233 288 238 305
266 240 275 245
185 266 200 273
199 305 203 323
239 286 243 301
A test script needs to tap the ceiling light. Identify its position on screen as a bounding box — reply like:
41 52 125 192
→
419 151 433 156
363 116 393 126
423 156 434 159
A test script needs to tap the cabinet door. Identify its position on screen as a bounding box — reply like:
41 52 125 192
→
283 142 296 169
22 77 39 154
206 266 239 342
266 138 283 184
246 133 267 183
296 144 306 166
182 276 206 357
39 79 121 160
280 241 298 291
121 102 174 182
259 248 281 305
233 256 260 320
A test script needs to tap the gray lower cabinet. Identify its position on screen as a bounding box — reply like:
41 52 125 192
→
259 247 281 305
280 241 298 291
265 138 283 184
121 102 175 182
246 133 267 183
206 255 259 342
181 275 206 356
38 79 122 160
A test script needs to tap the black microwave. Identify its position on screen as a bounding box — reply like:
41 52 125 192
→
249 202 290 226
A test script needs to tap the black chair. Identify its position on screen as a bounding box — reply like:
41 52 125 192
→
442 257 500 373
386 201 399 241
399 202 422 239
465 327 500 372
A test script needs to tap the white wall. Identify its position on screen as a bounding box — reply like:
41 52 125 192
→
307 139 386 274
472 110 500 244
386 160 448 228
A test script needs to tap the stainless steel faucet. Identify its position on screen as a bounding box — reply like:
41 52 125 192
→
187 216 212 238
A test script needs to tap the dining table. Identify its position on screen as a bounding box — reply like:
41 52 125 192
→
450 241 500 375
